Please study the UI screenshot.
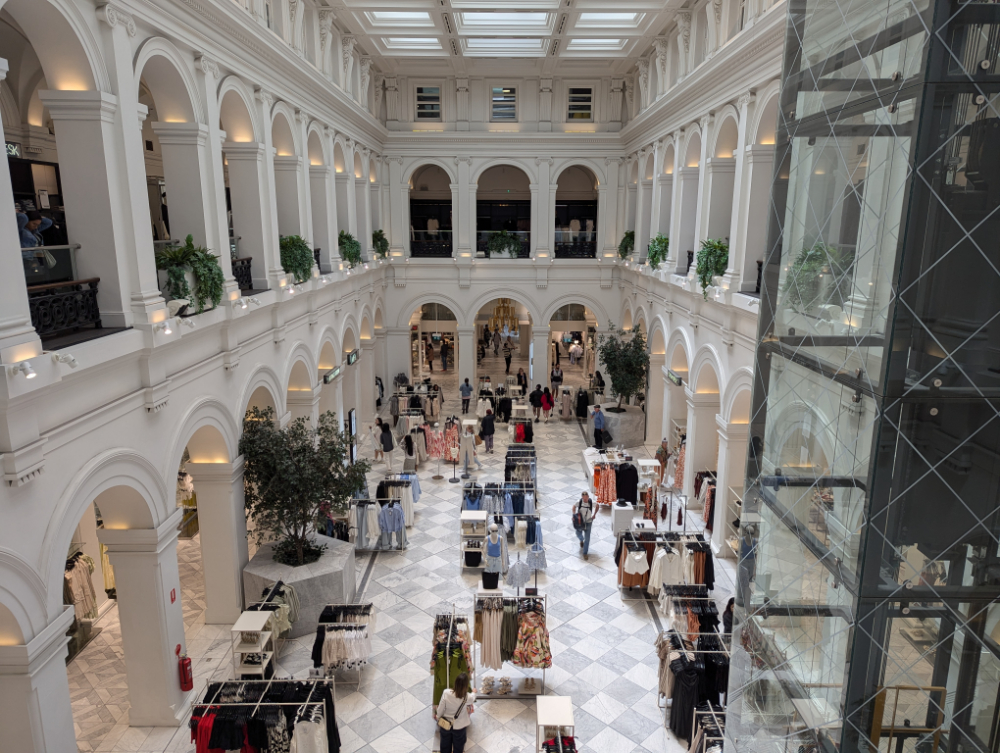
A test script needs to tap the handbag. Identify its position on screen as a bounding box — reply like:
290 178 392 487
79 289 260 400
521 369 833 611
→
601 429 613 444
437 694 464 730
475 434 483 446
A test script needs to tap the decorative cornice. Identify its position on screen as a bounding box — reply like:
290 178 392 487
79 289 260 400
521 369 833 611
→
318 9 335 50
97 2 137 36
196 54 220 79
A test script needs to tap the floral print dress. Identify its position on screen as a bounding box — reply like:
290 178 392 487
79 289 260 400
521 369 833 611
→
511 610 552 669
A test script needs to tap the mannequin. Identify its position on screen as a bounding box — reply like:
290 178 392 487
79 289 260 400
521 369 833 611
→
483 523 502 589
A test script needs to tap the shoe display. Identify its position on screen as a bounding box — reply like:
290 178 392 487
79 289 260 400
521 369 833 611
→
481 676 495 695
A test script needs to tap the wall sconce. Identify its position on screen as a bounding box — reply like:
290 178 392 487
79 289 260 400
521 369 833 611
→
155 321 173 335
7 361 36 379
320 276 329 284
51 353 78 369
234 296 262 309
180 319 196 330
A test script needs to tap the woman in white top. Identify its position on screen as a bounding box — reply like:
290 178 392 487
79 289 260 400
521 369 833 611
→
434 672 475 753
459 425 482 475
369 419 384 463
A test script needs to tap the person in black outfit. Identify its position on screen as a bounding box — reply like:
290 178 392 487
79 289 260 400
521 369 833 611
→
480 409 495 453
615 462 639 503
516 367 528 394
529 385 543 423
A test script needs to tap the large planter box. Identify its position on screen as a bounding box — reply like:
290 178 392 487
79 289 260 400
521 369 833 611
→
587 404 646 450
156 269 217 313
242 532 356 638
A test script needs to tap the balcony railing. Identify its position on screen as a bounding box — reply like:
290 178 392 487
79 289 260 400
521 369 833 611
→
411 230 453 258
477 230 531 259
554 241 597 259
232 257 254 291
313 247 321 270
28 278 102 337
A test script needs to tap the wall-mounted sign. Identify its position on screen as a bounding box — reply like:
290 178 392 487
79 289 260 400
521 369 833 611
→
346 349 360 365
666 369 683 387
322 365 342 384
5 141 21 158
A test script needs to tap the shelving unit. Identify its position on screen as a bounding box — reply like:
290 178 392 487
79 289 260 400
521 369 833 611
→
231 610 276 678
460 510 488 570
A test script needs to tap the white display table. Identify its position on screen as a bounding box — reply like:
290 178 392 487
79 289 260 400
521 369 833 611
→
536 695 575 751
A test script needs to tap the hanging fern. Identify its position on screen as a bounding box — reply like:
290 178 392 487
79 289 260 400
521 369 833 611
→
372 229 389 258
339 230 362 268
647 234 669 270
279 235 314 283
696 239 729 299
155 235 223 312
188 248 225 313
618 230 635 259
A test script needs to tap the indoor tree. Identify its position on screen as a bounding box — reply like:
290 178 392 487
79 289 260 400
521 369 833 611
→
596 323 650 412
372 229 390 259
239 406 370 567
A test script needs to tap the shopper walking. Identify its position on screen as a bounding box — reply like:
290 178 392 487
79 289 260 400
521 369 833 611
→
502 339 513 375
425 340 435 373
573 491 596 557
380 423 396 471
529 384 543 423
592 404 605 449
550 364 564 392
459 424 482 474
434 672 475 753
541 387 554 423
460 378 474 414
492 329 501 355
440 340 450 372
516 367 528 394
369 418 384 463
480 409 495 454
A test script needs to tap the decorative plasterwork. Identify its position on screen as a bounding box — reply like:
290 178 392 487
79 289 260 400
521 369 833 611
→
97 2 137 36
318 9 336 50
197 54 220 79
676 11 692 53
342 36 357 78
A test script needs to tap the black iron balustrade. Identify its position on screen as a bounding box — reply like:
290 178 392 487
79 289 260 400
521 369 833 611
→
313 248 321 270
756 259 763 294
232 257 253 291
28 278 102 337
686 250 694 274
410 240 454 258
554 241 597 259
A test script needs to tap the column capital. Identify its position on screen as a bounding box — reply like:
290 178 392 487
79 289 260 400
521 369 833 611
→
685 389 720 409
97 2 137 36
150 121 209 146
716 414 750 437
310 164 332 177
196 54 221 79
222 141 265 159
98 507 183 554
737 90 756 109
184 457 245 483
0 606 74 671
38 90 117 123
534 157 553 167
254 86 275 110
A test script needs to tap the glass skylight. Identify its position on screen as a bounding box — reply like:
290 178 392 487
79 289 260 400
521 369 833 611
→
576 12 645 28
451 0 559 8
460 12 549 26
366 11 433 27
566 38 628 51
382 38 444 51
463 38 547 56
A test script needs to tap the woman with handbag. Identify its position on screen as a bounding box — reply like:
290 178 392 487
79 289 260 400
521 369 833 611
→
434 672 475 753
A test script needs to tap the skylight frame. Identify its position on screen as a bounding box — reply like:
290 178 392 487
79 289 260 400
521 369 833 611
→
575 12 646 29
365 11 435 28
565 38 629 52
462 37 548 57
381 37 445 52
455 11 555 36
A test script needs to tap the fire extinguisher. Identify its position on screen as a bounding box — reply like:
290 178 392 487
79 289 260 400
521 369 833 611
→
178 649 193 692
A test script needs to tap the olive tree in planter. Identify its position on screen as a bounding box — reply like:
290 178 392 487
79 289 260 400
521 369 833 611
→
279 235 314 283
372 229 389 259
338 230 362 268
240 406 371 567
486 229 522 258
696 239 729 299
618 230 635 260
596 323 649 412
154 234 225 314
646 234 669 270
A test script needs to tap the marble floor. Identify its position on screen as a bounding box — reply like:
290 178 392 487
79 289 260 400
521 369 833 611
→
69 352 735 752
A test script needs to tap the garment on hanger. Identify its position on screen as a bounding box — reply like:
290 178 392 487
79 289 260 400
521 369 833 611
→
616 463 639 503
511 607 552 669
674 444 686 490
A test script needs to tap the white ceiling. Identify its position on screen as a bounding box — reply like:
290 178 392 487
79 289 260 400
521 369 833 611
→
331 0 681 77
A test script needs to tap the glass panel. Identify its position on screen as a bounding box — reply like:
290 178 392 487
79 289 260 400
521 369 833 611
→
416 86 441 120
491 87 517 121
568 87 593 120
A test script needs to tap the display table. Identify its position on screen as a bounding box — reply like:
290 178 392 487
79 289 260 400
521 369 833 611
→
536 696 575 751
587 405 646 450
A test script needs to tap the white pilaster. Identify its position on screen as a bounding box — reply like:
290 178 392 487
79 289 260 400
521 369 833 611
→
310 165 335 271
224 142 272 288
683 390 720 501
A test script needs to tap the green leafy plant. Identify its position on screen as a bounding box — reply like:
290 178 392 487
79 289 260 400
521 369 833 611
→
372 229 389 258
240 406 371 567
279 235 314 283
696 239 730 299
338 230 362 268
155 235 224 313
618 230 635 259
486 229 523 258
781 242 855 314
596 323 650 412
647 234 669 270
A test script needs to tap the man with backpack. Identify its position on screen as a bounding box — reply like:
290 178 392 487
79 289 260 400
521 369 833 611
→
573 491 596 558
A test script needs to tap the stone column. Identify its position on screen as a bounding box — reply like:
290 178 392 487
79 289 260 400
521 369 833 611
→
0 608 76 753
359 340 376 426
354 175 370 259
385 157 405 257
657 173 673 238
455 157 473 257
373 328 387 391
712 418 749 556
273 156 304 237
533 158 552 258
736 146 774 292
692 114 713 257
286 384 321 425
186 459 249 624
253 90 283 286
646 353 666 443
151 123 215 249
703 158 737 241
224 142 272 289
648 141 665 243
310 165 335 271
0 59 40 360
531 328 549 386
336 172 356 240
660 364 673 442
674 167 700 274
385 327 411 383
667 130 685 270
722 91 756 292
97 508 192 726
636 172 654 261
457 327 475 385
683 391 720 502
600 158 621 258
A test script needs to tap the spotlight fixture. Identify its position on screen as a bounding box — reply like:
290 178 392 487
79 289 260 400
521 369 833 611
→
51 353 79 369
180 318 196 329
320 276 329 284
234 297 248 309
287 284 297 295
155 321 173 335
246 297 261 306
7 361 36 379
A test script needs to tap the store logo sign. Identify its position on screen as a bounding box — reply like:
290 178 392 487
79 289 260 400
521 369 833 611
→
5 141 21 158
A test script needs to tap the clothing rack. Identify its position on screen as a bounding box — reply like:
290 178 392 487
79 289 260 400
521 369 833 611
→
691 704 726 753
351 499 407 552
473 594 548 700
431 607 475 708
315 602 375 688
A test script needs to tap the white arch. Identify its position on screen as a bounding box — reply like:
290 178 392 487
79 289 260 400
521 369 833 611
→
541 294 612 328
165 398 240 483
218 75 261 142
0 549 49 642
750 80 782 146
691 345 724 394
472 159 537 185
466 289 541 330
283 342 319 394
711 105 741 158
647 314 668 354
666 327 694 371
340 315 360 352
551 160 606 188
404 159 458 187
722 367 755 422
133 37 205 124
270 101 300 156
41 451 168 618
683 125 704 168
238 364 285 417
393 292 466 329
306 122 328 165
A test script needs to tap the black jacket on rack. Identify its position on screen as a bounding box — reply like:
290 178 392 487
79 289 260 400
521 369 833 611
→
616 463 639 504
575 390 589 418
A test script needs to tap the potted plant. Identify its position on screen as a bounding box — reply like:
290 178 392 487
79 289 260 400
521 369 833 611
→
696 238 730 299
486 229 522 258
338 230 362 268
647 233 669 270
239 406 371 567
618 230 635 259
596 323 650 412
154 234 225 314
372 229 389 259
279 234 314 283
781 241 854 314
